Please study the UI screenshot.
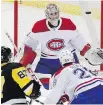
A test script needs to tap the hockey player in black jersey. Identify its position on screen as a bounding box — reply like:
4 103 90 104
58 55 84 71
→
1 46 41 104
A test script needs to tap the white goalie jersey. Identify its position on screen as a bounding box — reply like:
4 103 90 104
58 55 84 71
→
24 17 90 59
23 17 103 66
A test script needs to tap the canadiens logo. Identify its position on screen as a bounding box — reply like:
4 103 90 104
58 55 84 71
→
47 38 65 51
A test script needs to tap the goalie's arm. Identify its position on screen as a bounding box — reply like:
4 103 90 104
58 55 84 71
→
79 44 103 65
70 32 103 65
20 32 39 67
80 43 103 65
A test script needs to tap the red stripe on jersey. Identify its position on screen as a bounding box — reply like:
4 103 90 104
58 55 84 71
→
54 67 65 78
54 64 72 77
59 18 76 30
74 78 103 92
32 19 49 33
80 44 91 56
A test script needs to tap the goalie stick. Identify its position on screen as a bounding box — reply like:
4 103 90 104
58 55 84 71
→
4 30 22 62
4 30 20 53
35 99 44 104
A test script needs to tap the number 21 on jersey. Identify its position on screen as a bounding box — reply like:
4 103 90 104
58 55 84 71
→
73 68 91 79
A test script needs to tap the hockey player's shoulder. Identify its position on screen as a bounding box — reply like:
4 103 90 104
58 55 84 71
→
54 65 71 77
32 18 49 33
60 17 76 30
8 62 24 69
1 63 24 73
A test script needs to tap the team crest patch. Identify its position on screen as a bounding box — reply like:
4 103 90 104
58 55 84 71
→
47 38 65 51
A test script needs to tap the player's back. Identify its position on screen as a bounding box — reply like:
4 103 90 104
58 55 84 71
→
52 63 103 100
65 64 103 99
1 62 26 103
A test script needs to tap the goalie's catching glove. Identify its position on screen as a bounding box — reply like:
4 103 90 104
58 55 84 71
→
97 48 103 59
84 48 103 66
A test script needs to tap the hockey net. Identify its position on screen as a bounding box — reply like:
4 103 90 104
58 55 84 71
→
1 0 103 72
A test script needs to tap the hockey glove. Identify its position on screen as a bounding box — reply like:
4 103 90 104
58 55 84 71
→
30 80 41 99
85 48 103 66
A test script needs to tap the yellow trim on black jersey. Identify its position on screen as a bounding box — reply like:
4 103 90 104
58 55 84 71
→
1 76 5 98
1 63 8 67
24 83 33 96
1 63 7 98
12 66 31 89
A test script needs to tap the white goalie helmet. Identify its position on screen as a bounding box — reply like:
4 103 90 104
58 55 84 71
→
58 49 74 66
45 3 60 26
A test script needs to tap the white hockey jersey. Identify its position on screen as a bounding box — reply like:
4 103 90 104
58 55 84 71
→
24 17 90 59
44 64 103 104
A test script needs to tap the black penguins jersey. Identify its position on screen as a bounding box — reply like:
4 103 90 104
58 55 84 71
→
1 62 34 104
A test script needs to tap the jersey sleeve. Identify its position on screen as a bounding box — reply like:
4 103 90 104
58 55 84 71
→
70 31 91 55
20 32 40 67
12 65 34 97
70 32 87 51
24 32 39 51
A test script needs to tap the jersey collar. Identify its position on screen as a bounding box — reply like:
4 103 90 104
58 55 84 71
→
46 18 62 31
63 63 73 68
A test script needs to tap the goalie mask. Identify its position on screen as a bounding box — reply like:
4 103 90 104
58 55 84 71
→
59 49 74 66
1 46 12 63
45 3 60 26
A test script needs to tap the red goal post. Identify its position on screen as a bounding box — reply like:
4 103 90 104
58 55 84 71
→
101 1 103 71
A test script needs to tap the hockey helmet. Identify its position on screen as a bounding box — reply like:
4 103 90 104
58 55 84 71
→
58 49 74 66
1 46 12 63
45 3 59 25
